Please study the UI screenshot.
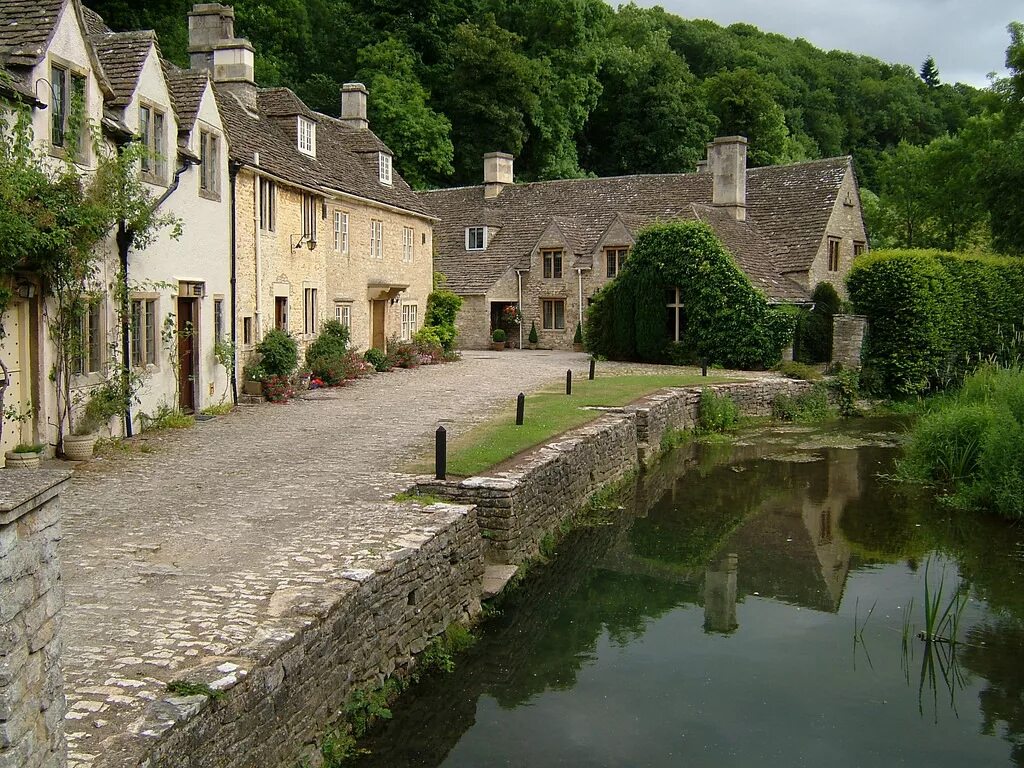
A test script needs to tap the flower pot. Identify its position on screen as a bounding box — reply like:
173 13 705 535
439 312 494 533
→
4 450 41 469
243 379 263 397
573 343 584 353
527 343 537 350
62 434 97 461
490 341 505 351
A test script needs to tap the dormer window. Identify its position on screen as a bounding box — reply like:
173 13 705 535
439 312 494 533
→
466 226 486 251
298 117 316 156
378 152 393 185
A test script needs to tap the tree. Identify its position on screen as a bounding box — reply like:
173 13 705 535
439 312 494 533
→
920 56 940 88
874 141 931 248
704 68 791 166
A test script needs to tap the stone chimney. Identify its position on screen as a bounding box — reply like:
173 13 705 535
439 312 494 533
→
708 136 748 221
188 4 256 110
483 152 514 199
340 83 369 130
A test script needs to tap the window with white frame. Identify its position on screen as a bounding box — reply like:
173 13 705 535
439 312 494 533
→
341 212 349 252
199 130 219 196
302 194 318 243
304 287 318 334
378 152 393 185
466 226 486 251
297 117 316 156
130 296 158 367
72 297 103 375
401 304 418 340
370 219 383 259
402 226 414 263
334 302 352 328
333 211 343 251
259 178 275 231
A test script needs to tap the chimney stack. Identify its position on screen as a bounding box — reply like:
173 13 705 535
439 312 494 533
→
708 136 748 222
340 83 369 130
188 4 256 110
483 152 514 199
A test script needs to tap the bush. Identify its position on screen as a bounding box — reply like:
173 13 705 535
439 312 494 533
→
528 321 539 345
364 347 390 372
772 384 832 422
491 328 506 343
74 382 127 435
309 351 373 386
412 326 443 349
826 369 861 417
698 389 740 432
573 322 583 345
257 329 298 378
262 374 294 403
305 320 350 368
586 221 793 368
778 361 821 381
424 289 463 352
847 249 1024 395
242 361 266 382
794 282 841 363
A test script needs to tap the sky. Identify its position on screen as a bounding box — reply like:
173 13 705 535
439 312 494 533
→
628 0 1016 87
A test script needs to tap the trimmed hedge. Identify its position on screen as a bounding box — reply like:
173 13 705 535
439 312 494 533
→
847 249 1024 395
585 222 793 368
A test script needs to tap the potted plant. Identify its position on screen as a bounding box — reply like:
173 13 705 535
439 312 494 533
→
5 443 44 469
573 322 584 352
62 388 112 461
528 321 539 350
242 362 266 397
491 328 507 351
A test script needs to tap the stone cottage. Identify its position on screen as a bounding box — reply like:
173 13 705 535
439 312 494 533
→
422 137 867 350
187 3 435 363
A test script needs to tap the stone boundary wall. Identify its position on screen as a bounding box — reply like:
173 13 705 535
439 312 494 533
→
0 470 72 768
832 314 868 369
416 377 812 565
419 414 639 564
106 504 483 768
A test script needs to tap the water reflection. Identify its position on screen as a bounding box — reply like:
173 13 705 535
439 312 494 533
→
354 420 1024 768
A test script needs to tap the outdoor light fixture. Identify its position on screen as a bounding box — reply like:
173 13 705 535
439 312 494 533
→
307 239 317 252
291 234 307 250
15 281 35 299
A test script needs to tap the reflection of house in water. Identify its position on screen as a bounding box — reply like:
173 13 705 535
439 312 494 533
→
704 554 739 634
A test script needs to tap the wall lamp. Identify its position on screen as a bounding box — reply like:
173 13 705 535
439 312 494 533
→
290 234 317 251
15 281 36 299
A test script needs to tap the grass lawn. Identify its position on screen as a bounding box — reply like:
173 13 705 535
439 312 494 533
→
413 373 742 478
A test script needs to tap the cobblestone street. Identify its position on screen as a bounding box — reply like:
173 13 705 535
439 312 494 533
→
62 351 733 765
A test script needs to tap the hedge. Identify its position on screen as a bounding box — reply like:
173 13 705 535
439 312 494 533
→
846 249 1024 395
585 221 793 369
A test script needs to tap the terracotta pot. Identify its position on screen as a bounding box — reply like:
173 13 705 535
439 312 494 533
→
243 379 263 396
490 342 505 351
4 450 41 469
573 343 584 353
62 434 97 461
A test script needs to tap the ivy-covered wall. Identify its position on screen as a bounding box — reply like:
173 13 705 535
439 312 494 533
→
847 249 1024 395
585 222 793 369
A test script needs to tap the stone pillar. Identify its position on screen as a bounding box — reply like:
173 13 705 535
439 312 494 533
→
0 471 72 768
832 314 868 370
703 553 738 634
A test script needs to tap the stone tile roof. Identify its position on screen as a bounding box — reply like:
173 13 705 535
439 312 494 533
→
214 84 430 217
0 0 64 66
422 158 851 299
89 29 155 106
163 62 208 133
80 4 108 35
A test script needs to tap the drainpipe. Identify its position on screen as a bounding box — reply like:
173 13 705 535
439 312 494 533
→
516 269 524 349
119 151 193 438
253 153 262 340
229 161 240 405
576 268 584 332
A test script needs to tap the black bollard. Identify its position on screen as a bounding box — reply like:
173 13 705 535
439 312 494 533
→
589 358 595 380
516 392 525 425
701 358 708 377
435 426 447 480
566 369 572 395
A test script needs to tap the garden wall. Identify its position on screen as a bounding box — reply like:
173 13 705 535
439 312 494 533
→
100 504 483 768
417 377 812 564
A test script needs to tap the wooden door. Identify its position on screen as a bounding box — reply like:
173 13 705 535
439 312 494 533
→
0 301 27 457
177 297 197 413
371 300 386 350
275 296 288 331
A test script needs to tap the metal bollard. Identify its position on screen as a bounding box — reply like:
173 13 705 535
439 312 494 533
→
589 358 595 380
516 392 525 426
435 426 447 480
701 358 708 377
566 369 572 395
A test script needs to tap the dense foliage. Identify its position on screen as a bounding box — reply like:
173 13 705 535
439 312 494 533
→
847 250 1024 396
794 282 841 364
256 328 298 377
902 366 1024 520
585 222 792 369
424 287 463 352
88 1 995 193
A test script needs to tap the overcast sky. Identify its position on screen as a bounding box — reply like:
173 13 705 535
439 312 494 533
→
628 0 1016 87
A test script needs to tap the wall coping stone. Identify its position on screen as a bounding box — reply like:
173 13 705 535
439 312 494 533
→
0 470 72 525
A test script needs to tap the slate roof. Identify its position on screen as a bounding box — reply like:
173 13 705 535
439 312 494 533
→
163 62 209 133
214 85 431 217
421 157 852 300
89 30 155 106
0 0 64 66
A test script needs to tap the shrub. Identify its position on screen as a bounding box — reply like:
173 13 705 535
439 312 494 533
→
412 326 443 349
364 348 390 372
794 282 841 363
424 289 463 352
13 443 43 453
698 389 740 432
528 321 539 345
262 374 294 403
309 351 372 386
74 382 127 435
242 361 266 382
257 329 298 378
305 320 350 368
778 361 822 381
826 369 861 417
491 328 506 343
772 384 832 422
573 322 583 345
586 221 793 368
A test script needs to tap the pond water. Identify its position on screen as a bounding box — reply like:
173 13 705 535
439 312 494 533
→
356 419 1024 767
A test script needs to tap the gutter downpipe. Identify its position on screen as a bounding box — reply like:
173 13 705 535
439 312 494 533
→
229 160 240 405
516 269 524 349
253 153 262 340
577 268 584 332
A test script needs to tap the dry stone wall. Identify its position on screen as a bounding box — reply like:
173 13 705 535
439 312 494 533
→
0 471 71 768
107 504 483 768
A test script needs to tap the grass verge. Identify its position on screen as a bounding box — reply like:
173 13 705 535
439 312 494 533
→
410 373 739 477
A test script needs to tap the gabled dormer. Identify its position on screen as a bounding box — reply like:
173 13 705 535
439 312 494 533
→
378 151 392 185
297 115 315 157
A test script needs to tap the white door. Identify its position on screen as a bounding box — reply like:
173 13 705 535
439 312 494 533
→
0 301 29 458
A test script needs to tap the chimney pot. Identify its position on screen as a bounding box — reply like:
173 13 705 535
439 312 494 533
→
340 83 369 130
709 136 747 221
483 151 514 199
188 4 256 109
